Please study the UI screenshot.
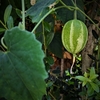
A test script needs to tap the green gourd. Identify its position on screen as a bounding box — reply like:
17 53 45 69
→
62 19 88 54
62 19 88 74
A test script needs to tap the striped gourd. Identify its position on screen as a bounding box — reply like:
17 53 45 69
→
62 19 88 54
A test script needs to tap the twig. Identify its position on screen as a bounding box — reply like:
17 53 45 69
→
61 58 64 77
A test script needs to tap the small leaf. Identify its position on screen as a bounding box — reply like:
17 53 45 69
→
92 30 99 40
18 22 24 29
90 74 98 80
7 16 14 29
75 76 88 82
4 5 12 24
16 8 22 18
95 92 100 99
82 81 87 87
45 56 54 65
46 95 51 100
0 28 6 32
84 72 88 78
90 82 99 93
89 67 98 80
43 21 51 32
90 67 95 75
44 22 54 46
45 32 54 47
46 81 53 87
79 87 87 96
87 85 94 96
95 79 100 86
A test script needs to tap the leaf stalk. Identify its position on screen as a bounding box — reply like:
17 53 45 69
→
22 0 25 30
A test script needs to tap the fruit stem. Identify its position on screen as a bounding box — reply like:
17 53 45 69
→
70 54 75 74
72 0 77 19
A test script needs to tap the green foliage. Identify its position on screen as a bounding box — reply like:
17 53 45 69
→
0 0 100 100
43 21 54 47
76 67 100 97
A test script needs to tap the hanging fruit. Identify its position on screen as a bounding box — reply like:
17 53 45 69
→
62 19 88 74
62 19 88 54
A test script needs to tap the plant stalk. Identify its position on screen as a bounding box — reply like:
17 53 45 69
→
73 0 77 19
77 7 100 30
0 20 8 29
22 0 25 30
48 92 56 100
70 55 75 74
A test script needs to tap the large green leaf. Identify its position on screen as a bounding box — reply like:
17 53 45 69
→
0 27 48 100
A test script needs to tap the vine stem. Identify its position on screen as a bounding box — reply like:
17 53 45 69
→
22 0 25 30
70 55 75 74
60 0 100 30
59 0 73 10
0 20 8 29
1 37 7 50
48 92 56 100
31 0 100 33
0 45 5 52
77 7 100 30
